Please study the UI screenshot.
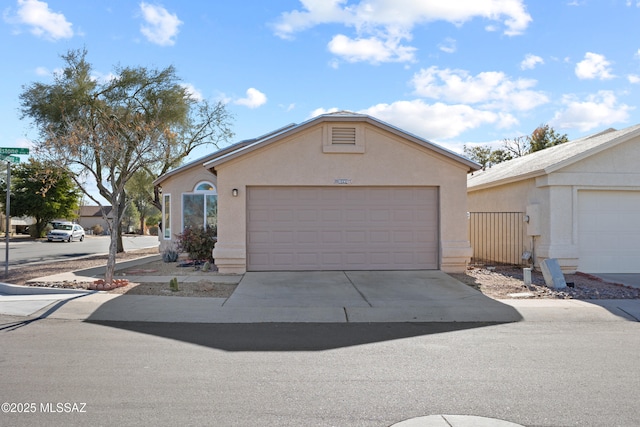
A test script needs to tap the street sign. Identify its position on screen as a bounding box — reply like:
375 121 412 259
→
1 155 19 164
0 147 29 155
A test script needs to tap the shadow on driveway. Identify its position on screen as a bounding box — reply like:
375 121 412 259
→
82 271 523 351
86 321 508 352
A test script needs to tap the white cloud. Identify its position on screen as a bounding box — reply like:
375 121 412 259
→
273 0 531 63
628 74 640 84
9 0 74 40
411 66 548 111
234 88 267 109
139 2 182 46
551 91 633 131
181 83 203 101
309 107 341 118
358 100 517 140
575 52 615 80
438 37 456 54
34 66 50 76
328 34 416 63
520 53 544 70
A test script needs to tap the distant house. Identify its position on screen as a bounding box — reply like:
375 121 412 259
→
78 205 113 234
467 124 640 274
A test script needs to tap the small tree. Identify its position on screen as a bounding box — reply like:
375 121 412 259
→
126 169 159 235
467 124 570 169
529 124 569 152
19 48 233 284
0 159 80 237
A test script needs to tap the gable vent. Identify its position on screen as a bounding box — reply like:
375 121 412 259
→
332 127 357 144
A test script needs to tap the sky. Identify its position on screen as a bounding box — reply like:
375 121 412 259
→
2 0 640 166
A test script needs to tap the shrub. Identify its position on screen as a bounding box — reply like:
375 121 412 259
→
91 224 104 235
162 247 179 263
176 225 217 262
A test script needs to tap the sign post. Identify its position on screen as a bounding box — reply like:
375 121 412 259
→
5 161 10 277
1 147 29 277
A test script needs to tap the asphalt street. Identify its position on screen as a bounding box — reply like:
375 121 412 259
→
1 316 639 426
0 235 159 268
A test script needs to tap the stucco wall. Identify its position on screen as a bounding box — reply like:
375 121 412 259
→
466 136 640 272
213 122 473 273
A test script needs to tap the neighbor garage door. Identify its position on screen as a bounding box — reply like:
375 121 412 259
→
247 187 438 271
578 190 640 273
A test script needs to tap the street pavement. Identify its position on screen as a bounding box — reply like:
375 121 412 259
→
1 313 639 426
1 258 640 426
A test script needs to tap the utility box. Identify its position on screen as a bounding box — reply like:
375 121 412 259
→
540 258 566 289
525 204 541 236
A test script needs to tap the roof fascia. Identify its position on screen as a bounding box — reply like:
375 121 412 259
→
544 126 640 174
467 170 544 192
205 114 481 172
153 140 254 186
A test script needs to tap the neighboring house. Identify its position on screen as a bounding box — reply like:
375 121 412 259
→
78 205 113 234
467 123 640 274
155 112 480 274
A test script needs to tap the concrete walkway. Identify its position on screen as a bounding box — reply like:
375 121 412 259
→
2 261 640 322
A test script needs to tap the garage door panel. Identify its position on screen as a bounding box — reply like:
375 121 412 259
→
578 190 640 273
247 187 438 271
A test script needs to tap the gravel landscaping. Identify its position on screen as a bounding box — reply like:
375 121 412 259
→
12 248 640 299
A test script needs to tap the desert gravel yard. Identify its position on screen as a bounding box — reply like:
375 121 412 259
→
14 247 640 300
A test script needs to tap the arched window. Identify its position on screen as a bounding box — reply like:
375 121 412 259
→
182 182 217 232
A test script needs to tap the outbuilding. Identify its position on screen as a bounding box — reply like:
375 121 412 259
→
467 123 640 274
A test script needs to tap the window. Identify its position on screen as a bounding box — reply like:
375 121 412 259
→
182 182 217 231
163 194 171 239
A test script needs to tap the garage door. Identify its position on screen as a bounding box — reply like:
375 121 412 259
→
578 190 640 273
247 187 439 271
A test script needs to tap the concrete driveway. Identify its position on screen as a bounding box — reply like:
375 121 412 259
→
224 270 523 323
591 273 640 289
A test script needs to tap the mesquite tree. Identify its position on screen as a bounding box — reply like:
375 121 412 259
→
19 49 233 284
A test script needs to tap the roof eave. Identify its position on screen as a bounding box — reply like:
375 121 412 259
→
205 113 481 172
468 170 544 192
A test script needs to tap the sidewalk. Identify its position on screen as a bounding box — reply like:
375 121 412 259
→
1 258 639 323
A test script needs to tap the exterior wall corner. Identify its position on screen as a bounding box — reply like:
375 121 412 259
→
440 240 473 273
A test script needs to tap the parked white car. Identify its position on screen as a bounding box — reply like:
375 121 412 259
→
47 223 85 242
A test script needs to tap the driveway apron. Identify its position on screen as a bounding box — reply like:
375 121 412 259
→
224 270 523 323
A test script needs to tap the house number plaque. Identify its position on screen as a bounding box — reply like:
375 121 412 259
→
334 179 352 184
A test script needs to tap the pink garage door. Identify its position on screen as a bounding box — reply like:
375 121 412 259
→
246 187 439 271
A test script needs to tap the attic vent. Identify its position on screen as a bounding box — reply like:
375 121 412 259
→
332 127 357 144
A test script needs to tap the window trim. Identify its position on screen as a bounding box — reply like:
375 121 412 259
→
162 193 171 240
181 182 218 232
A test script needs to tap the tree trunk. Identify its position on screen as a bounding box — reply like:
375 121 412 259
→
116 194 126 253
139 215 146 235
105 203 119 285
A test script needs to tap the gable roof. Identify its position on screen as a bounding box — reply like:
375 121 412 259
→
153 123 297 186
79 205 113 218
467 123 640 191
203 112 481 172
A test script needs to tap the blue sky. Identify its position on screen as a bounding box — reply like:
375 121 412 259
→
2 0 640 163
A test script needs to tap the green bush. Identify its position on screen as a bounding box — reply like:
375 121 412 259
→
176 225 217 262
162 248 179 263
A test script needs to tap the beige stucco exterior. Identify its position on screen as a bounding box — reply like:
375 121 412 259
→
209 117 476 274
468 127 640 273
